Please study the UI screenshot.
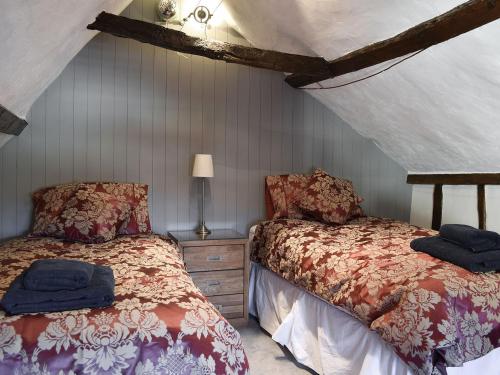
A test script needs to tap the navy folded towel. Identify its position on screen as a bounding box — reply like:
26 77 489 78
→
411 236 500 272
23 259 95 291
1 265 114 315
439 224 500 253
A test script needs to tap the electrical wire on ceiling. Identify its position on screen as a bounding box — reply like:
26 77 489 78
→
300 47 429 90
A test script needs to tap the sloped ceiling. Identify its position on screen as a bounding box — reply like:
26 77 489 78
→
0 0 132 147
2 0 499 172
224 0 500 173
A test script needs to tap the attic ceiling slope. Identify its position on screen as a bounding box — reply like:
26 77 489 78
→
0 0 133 122
224 0 500 173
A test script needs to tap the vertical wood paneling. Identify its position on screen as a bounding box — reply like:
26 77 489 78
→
213 25 227 228
0 0 411 240
100 34 116 181
87 35 102 181
60 62 75 182
152 46 167 233
165 49 179 230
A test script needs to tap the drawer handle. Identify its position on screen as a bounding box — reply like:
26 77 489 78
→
214 304 223 311
207 255 223 261
207 280 221 287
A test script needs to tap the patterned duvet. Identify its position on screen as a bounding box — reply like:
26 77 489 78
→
251 217 500 375
0 235 249 375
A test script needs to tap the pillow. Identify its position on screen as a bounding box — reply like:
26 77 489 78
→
46 188 131 243
32 182 152 237
82 182 151 235
32 183 79 236
293 168 364 225
265 174 310 219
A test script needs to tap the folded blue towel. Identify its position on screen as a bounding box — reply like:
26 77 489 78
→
439 224 500 253
1 265 114 315
411 236 500 272
23 259 95 291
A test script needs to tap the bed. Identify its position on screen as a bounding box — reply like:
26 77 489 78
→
250 171 500 375
250 217 500 375
0 181 249 375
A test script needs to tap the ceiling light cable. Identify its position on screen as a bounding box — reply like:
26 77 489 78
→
300 47 429 90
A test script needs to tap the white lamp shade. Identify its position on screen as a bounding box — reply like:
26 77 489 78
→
192 154 214 177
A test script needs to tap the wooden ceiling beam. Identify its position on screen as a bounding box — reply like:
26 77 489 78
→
0 104 28 136
88 12 331 75
286 0 500 88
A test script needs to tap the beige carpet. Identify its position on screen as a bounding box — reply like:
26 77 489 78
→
237 318 317 374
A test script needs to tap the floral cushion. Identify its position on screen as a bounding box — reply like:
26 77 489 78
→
32 182 151 236
265 174 310 219
32 183 79 235
46 188 131 243
294 168 363 225
83 182 151 235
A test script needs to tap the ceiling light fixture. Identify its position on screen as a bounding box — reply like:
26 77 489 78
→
184 5 213 25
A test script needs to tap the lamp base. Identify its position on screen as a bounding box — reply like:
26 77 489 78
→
195 222 211 236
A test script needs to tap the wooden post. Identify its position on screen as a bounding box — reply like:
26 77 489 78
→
477 184 486 229
432 184 443 231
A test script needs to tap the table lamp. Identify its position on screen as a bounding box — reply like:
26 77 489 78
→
192 154 214 235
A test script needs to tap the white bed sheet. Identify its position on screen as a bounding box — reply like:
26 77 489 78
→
249 262 500 375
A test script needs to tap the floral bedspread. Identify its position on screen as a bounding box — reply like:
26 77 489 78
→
251 217 500 375
0 235 249 375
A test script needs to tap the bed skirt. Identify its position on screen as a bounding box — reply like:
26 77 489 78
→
249 261 500 375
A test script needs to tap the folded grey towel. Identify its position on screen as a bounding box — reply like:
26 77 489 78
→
439 224 500 253
23 259 95 291
1 265 114 315
410 236 500 272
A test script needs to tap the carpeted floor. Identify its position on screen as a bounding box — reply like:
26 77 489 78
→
237 318 317 374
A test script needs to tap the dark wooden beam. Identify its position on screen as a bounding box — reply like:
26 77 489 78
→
286 0 500 88
88 12 331 75
477 184 486 230
407 173 500 185
432 184 443 231
0 104 28 136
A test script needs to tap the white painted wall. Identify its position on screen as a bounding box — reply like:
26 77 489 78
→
410 185 500 232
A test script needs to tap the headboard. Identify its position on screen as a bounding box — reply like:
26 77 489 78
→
407 173 500 230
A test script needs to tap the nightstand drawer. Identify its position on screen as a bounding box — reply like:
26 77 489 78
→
208 294 244 319
183 245 244 272
190 269 243 296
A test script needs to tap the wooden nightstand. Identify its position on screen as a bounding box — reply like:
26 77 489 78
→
168 229 249 324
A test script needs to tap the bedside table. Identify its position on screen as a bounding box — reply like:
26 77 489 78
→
168 229 249 324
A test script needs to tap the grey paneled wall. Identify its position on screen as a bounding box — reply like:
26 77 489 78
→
0 0 411 240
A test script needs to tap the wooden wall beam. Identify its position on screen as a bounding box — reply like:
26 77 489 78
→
407 173 500 185
0 104 28 136
88 12 331 75
286 0 500 88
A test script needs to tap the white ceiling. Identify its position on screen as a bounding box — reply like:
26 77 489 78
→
2 0 500 172
0 0 131 120
224 0 500 173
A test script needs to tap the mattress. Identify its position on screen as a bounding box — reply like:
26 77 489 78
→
251 218 500 374
249 261 500 375
0 234 249 374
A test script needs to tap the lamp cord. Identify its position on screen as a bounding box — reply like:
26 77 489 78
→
300 48 428 90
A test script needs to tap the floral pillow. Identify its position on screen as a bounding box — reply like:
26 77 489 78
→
265 174 310 219
293 168 364 225
45 188 132 243
82 182 151 235
32 184 79 236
